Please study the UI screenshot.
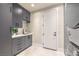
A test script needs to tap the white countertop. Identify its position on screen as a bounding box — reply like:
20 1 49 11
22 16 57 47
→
12 33 32 38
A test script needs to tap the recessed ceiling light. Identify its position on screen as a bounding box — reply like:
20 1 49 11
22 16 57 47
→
31 4 35 7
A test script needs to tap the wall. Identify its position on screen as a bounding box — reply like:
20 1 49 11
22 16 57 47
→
17 20 29 34
29 4 64 51
29 12 43 45
57 5 64 52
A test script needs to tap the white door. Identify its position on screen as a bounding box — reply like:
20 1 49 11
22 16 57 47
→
43 8 57 50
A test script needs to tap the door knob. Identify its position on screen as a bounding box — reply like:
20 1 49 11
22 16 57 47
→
53 32 56 36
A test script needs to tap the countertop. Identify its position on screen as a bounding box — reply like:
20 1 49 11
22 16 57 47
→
12 33 32 38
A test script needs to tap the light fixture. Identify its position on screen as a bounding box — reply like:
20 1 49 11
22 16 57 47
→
17 9 22 14
31 4 35 7
15 8 22 14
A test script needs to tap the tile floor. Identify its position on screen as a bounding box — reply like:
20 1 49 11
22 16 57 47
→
17 43 64 56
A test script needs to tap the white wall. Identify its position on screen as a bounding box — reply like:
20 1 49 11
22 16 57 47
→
17 20 29 34
30 5 64 51
29 12 43 44
57 5 64 52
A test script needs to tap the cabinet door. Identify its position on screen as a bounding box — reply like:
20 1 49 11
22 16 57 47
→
21 36 32 50
12 4 18 27
12 38 19 55
22 9 26 21
23 9 30 23
0 4 12 56
12 4 23 27
25 35 32 48
26 11 30 23
12 37 23 55
27 35 32 44
22 36 27 49
12 36 32 55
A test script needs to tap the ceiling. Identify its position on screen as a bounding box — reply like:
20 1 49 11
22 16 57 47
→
19 3 60 12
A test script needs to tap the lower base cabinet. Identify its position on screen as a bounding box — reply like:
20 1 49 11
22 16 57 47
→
12 35 32 55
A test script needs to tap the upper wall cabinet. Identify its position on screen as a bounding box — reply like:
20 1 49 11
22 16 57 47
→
12 4 23 27
12 3 30 27
22 7 30 23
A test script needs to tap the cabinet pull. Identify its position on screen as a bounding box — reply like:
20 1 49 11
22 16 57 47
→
10 7 12 12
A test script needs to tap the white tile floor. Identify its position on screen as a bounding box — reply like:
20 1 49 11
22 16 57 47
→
17 43 64 56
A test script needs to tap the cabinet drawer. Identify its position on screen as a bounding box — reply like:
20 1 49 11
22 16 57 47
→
27 35 32 42
12 35 32 55
24 35 32 48
12 38 23 55
13 37 23 43
17 42 22 46
17 47 22 51
13 43 23 55
16 40 23 43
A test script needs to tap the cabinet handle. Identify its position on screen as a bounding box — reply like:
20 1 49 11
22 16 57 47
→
26 17 28 18
10 7 12 12
15 23 19 27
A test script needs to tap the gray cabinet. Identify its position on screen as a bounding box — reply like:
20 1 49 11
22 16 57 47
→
24 35 32 49
12 35 32 55
22 8 30 23
12 37 24 55
12 4 23 27
0 4 12 56
0 3 31 56
27 35 32 46
12 3 30 27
